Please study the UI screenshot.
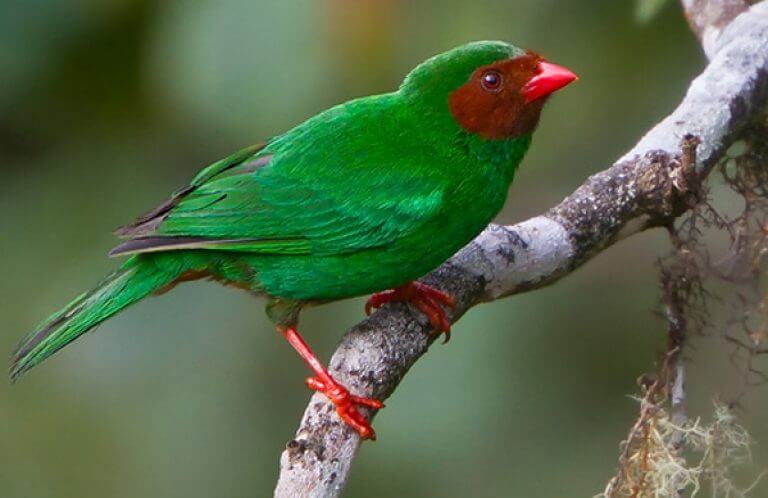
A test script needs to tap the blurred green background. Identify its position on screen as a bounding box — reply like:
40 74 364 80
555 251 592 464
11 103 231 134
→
1 1 765 497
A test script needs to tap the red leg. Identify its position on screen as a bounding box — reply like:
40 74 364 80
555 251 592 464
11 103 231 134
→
279 326 384 440
365 281 455 342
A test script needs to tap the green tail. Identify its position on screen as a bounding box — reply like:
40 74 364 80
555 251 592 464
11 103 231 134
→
10 256 180 381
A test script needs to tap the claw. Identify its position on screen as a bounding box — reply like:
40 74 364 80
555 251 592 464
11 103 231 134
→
365 289 397 316
280 326 384 440
306 376 384 440
365 282 455 341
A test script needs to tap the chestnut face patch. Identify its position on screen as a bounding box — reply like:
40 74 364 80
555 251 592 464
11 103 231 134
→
449 53 546 139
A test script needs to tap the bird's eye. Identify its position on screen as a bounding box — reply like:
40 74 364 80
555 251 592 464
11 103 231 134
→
480 70 503 92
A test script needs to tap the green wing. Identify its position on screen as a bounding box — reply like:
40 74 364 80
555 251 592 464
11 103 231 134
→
111 103 446 257
113 143 266 240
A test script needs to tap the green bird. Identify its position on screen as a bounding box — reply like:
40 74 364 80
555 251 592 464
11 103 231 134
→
11 41 576 440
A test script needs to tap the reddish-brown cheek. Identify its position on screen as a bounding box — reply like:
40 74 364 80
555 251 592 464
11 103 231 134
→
448 56 543 140
449 88 522 139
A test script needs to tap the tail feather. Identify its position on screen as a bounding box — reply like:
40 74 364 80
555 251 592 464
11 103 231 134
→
10 257 179 381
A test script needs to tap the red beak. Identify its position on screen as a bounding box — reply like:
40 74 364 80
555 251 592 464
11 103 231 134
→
522 61 578 103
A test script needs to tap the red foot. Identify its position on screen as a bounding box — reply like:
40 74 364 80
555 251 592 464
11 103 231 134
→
280 326 384 440
305 376 384 440
365 282 455 342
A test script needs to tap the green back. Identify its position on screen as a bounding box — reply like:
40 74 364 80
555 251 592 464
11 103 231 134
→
113 41 534 299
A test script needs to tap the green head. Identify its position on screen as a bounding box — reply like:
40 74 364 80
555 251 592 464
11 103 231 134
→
400 41 576 140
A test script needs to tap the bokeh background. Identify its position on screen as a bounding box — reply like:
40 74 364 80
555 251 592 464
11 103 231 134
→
1 1 765 497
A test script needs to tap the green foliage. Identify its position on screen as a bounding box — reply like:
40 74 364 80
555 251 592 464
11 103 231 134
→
635 0 673 23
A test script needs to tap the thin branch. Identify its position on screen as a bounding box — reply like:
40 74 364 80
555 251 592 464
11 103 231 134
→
664 230 696 496
274 2 768 496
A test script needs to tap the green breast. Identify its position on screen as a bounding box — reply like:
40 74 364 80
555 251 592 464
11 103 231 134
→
249 131 531 301
164 89 534 302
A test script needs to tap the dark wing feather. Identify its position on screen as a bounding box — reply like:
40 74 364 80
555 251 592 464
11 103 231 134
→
115 143 266 239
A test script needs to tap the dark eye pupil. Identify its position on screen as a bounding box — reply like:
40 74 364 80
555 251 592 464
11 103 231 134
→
482 71 501 90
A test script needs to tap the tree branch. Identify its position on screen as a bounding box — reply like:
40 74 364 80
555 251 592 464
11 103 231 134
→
274 2 768 496
681 0 753 57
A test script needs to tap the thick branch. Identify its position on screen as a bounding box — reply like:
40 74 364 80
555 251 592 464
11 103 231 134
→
275 3 768 497
681 0 753 57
